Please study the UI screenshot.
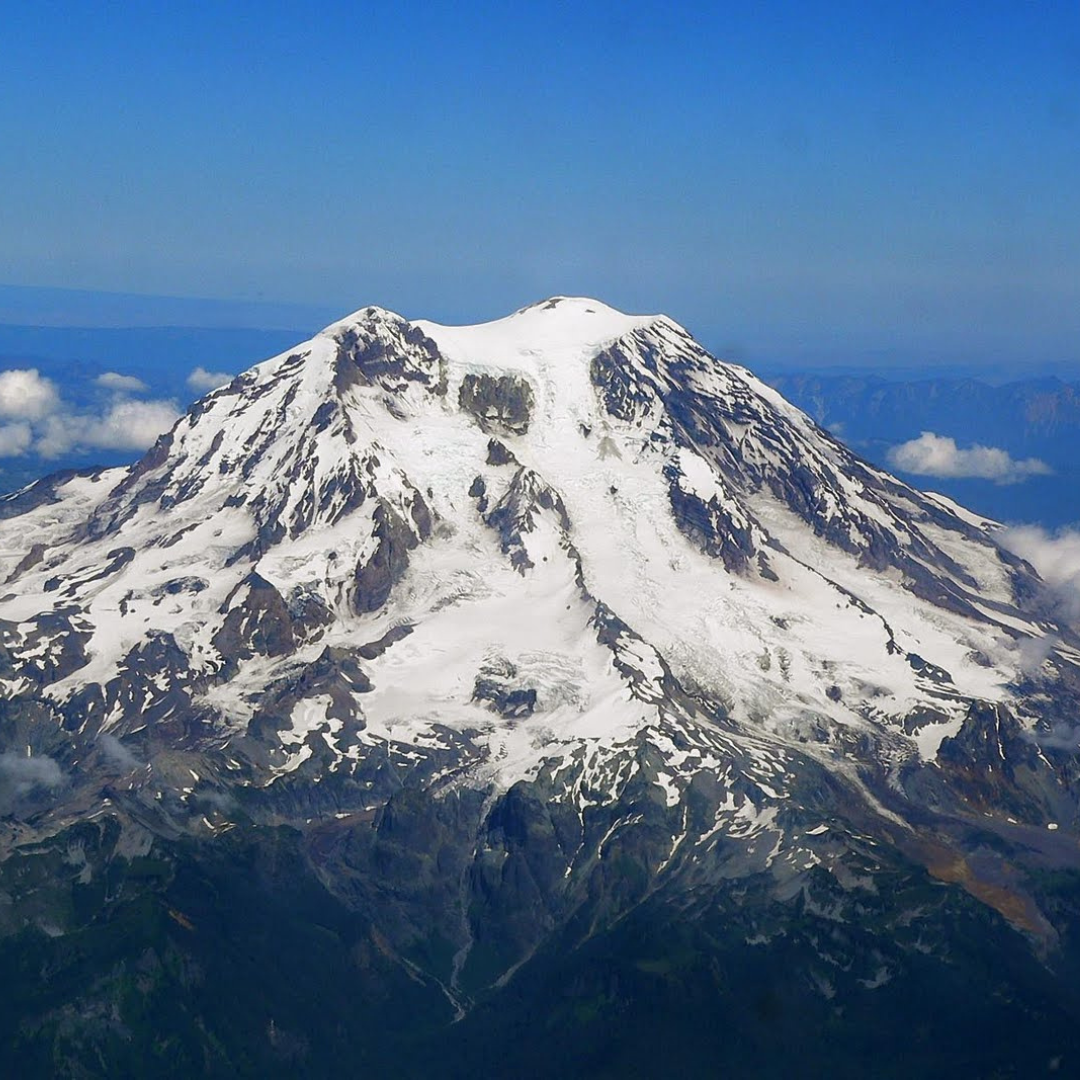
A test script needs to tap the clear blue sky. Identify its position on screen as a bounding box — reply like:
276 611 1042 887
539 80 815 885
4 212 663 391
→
2 1 1078 368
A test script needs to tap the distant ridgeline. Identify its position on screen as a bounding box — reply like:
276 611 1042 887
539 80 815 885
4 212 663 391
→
0 324 307 392
769 372 1080 526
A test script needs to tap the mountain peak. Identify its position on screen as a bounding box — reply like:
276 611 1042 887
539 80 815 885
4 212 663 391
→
4 295 1080 1071
414 296 663 376
0 294 1071 798
0 294 1059 761
318 303 412 339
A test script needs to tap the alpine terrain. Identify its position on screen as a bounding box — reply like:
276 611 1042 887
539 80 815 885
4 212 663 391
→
2 297 1080 1077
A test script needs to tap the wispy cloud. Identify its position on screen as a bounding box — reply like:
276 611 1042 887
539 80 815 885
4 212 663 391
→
187 366 232 393
96 733 143 771
0 751 64 814
999 525 1080 621
96 371 149 393
887 431 1052 485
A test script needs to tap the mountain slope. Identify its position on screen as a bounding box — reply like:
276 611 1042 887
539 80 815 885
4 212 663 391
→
1 297 1079 1075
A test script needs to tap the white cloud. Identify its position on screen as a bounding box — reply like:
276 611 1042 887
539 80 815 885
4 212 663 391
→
0 369 59 421
887 431 1052 485
999 525 1080 621
994 529 1080 730
86 398 179 450
1015 631 1059 675
96 371 149 393
187 366 232 393
33 415 82 459
35 399 180 457
0 422 32 457
96 733 142 771
0 366 178 460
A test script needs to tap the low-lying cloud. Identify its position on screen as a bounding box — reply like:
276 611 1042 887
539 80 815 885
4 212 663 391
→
187 366 232 393
0 751 64 815
887 431 1052 485
35 398 180 457
999 525 1080 621
1015 631 1059 676
90 399 179 450
96 733 143 771
0 422 33 457
0 367 178 459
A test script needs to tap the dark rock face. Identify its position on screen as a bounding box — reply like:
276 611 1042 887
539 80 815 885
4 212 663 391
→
353 497 431 613
5 542 46 583
14 611 89 687
665 463 757 573
907 653 953 685
357 624 413 660
929 701 1075 823
296 645 373 697
212 573 297 667
473 659 537 718
481 466 572 573
63 631 207 745
332 310 445 396
239 647 373 774
591 341 659 423
485 438 517 467
284 584 334 641
473 680 536 718
458 374 535 435
96 433 175 505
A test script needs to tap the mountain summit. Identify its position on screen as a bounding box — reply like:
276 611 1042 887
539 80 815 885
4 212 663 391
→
2 299 1079 1075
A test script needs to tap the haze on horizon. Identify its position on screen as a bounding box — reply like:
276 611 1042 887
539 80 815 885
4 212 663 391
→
1 2 1078 372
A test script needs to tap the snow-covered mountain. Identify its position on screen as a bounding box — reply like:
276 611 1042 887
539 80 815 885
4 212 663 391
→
2 297 1079 1075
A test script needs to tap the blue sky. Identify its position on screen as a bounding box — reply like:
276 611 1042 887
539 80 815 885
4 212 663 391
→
2 1 1079 367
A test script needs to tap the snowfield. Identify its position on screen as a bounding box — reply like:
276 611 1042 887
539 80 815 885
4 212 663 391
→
0 296 1072 828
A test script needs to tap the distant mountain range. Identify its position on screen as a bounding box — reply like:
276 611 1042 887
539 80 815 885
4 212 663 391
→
768 372 1080 526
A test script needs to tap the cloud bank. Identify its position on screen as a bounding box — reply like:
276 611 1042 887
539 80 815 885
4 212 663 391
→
887 431 1052 485
0 367 178 459
35 399 181 457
